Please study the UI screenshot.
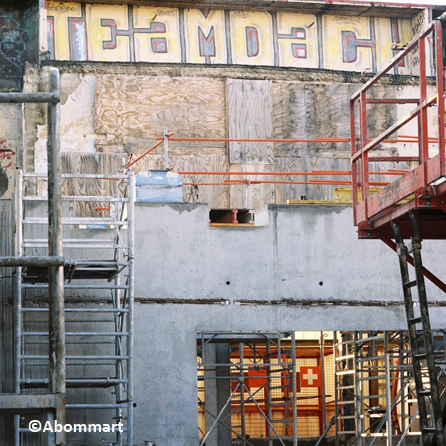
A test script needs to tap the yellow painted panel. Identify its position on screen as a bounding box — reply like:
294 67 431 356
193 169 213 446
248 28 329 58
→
374 17 393 72
87 4 129 62
47 1 82 60
395 18 413 76
333 187 382 204
323 15 373 72
134 6 180 63
229 11 273 66
184 9 226 64
277 12 318 69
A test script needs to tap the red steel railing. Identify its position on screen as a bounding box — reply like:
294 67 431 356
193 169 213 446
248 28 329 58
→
350 19 445 229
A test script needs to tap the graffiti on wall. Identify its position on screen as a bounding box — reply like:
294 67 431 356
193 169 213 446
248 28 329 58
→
0 5 39 87
47 1 418 73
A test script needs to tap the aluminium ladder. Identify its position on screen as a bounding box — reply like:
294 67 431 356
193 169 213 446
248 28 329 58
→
392 212 445 446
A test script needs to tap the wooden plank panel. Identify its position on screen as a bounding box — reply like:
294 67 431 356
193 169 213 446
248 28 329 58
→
228 164 275 209
274 157 308 204
227 79 273 164
95 75 226 151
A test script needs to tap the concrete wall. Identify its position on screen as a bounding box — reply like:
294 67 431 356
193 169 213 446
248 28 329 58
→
131 202 446 445
133 202 446 305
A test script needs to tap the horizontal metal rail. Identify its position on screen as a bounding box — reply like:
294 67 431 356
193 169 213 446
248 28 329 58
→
22 332 129 336
0 92 60 103
22 355 129 360
23 243 126 249
0 256 64 267
23 173 129 179
22 284 129 289
21 308 129 313
22 217 127 225
22 196 128 202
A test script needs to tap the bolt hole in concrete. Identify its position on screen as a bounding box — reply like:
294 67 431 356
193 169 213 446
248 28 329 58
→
319 281 323 286
226 281 230 285
197 330 436 444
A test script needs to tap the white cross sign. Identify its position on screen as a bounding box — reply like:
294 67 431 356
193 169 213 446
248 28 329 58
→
300 366 322 388
303 368 318 385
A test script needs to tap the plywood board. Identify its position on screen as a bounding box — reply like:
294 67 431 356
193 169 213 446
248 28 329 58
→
227 79 273 164
61 152 124 217
95 75 226 151
304 157 351 201
274 157 308 204
228 164 275 209
273 82 361 157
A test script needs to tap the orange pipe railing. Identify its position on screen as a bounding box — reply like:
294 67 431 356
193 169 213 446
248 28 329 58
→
154 136 429 144
176 170 403 176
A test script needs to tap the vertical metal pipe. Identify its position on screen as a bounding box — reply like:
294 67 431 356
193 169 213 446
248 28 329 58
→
164 126 169 170
320 331 327 431
384 332 392 446
418 38 429 184
291 332 298 446
114 273 123 446
355 332 363 446
239 342 246 444
127 173 135 446
400 331 406 446
14 170 23 446
350 99 358 224
47 68 66 445
267 339 273 446
334 331 339 446
433 22 445 175
359 91 369 214
19 103 24 171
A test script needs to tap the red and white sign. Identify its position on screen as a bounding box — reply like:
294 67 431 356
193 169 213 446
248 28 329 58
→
300 366 322 388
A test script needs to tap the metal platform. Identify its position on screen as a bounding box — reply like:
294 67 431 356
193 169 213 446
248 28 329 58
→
350 18 446 240
22 261 123 283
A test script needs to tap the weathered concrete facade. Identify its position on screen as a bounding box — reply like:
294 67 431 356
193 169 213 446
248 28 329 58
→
2 1 446 445
130 203 446 445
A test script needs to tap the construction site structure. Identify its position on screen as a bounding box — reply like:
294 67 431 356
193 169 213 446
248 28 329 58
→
197 331 336 446
0 68 135 446
351 13 446 446
335 331 446 446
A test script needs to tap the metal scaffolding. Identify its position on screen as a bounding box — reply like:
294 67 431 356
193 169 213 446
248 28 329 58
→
197 331 298 446
0 67 135 446
197 331 335 445
334 331 446 446
15 169 135 446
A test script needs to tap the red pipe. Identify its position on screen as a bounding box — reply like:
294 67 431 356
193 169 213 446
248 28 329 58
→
155 136 426 144
183 180 390 186
125 131 174 169
176 171 403 176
